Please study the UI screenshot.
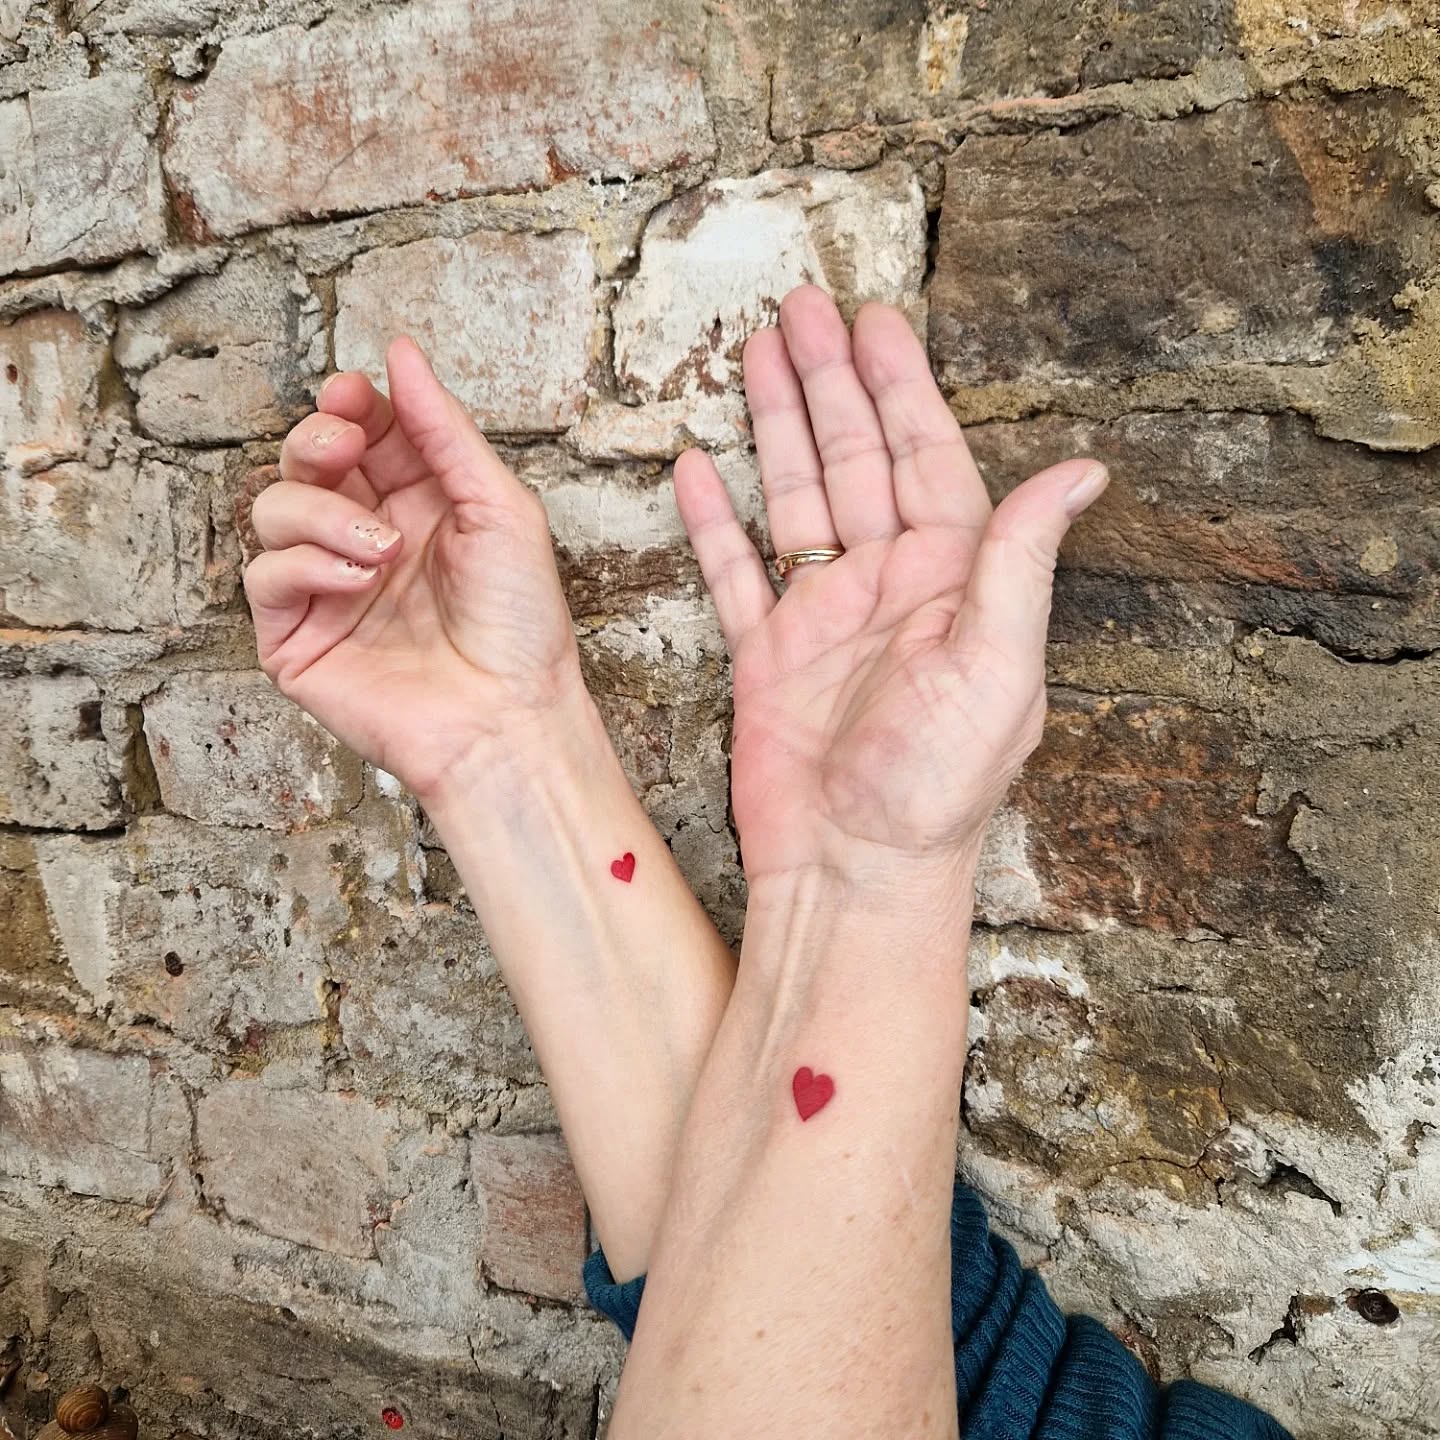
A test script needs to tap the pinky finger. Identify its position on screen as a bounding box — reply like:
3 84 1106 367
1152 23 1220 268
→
243 543 379 660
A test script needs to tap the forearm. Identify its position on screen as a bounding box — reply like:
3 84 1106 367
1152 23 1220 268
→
611 852 978 1440
421 690 736 1281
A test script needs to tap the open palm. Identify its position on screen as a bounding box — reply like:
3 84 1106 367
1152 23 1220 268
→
244 338 580 801
674 287 1107 884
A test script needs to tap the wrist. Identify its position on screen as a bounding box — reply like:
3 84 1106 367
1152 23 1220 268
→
741 841 979 978
743 830 982 927
413 673 614 827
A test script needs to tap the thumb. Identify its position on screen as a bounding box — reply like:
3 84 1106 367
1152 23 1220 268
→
960 457 1108 661
383 336 534 530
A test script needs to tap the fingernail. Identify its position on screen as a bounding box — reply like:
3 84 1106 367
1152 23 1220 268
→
312 419 349 449
318 373 341 401
353 518 401 552
337 559 377 579
1064 463 1110 519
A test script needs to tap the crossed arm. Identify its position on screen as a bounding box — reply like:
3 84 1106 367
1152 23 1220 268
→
245 286 1105 1434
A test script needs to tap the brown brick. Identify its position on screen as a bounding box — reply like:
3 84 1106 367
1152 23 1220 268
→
0 835 67 1001
163 0 713 237
1011 693 1318 938
966 411 1440 658
770 0 1232 136
957 0 1232 97
931 99 1437 385
1234 0 1440 52
471 1131 587 1301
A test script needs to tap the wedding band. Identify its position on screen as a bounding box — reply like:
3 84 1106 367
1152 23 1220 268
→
774 546 845 579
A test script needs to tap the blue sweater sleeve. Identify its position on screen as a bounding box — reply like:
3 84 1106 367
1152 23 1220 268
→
583 1181 1294 1440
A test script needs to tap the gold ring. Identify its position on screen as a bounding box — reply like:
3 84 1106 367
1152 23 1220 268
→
775 546 845 579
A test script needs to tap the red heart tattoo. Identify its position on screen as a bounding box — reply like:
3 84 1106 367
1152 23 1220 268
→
792 1066 835 1121
610 852 636 883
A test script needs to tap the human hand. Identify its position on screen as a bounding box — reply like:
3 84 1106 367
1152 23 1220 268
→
243 338 584 802
674 286 1108 890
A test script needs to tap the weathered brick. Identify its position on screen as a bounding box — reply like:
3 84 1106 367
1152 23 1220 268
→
0 1041 187 1203
471 1131 587 1301
0 835 67 1001
334 231 596 433
135 348 300 443
340 905 542 1108
117 253 318 443
965 974 1228 1192
0 75 165 277
33 817 356 1043
614 164 926 401
142 670 365 829
163 0 713 238
0 675 115 829
0 457 202 629
956 0 1232 97
0 309 106 471
770 2 960 138
1234 0 1440 52
571 394 748 460
931 99 1437 385
195 1083 397 1256
115 254 307 369
769 1 1231 138
80 0 227 37
81 1269 599 1440
966 411 1440 657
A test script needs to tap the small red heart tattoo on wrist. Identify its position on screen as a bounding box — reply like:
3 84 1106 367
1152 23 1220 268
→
792 1066 835 1121
610 852 636 883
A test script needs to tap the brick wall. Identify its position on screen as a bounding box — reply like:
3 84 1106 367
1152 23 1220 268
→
2 3 1438 1437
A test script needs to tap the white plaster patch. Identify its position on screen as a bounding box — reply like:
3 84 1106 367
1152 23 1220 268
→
969 937 1090 999
975 805 1048 926
614 164 926 402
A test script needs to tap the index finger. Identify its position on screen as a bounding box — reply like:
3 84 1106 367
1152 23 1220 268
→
278 412 369 488
318 370 430 495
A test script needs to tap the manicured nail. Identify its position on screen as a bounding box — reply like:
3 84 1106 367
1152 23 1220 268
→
337 559 377 579
1064 463 1110 518
312 418 349 449
353 518 401 552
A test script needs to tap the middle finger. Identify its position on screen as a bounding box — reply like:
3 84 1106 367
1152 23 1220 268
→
779 285 902 548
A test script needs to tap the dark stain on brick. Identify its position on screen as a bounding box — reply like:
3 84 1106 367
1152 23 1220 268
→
1350 1289 1401 1326
1013 692 1320 938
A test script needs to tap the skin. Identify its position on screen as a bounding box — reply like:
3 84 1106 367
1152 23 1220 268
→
245 338 735 1281
609 288 1105 1437
246 286 1106 1432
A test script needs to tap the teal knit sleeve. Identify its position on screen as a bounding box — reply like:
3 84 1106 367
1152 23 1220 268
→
583 1180 1295 1440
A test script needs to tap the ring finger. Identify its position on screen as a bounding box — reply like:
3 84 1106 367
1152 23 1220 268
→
252 481 404 565
743 327 840 575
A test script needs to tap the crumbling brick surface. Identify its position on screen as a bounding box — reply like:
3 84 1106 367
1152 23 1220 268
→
1 2 1438 1436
